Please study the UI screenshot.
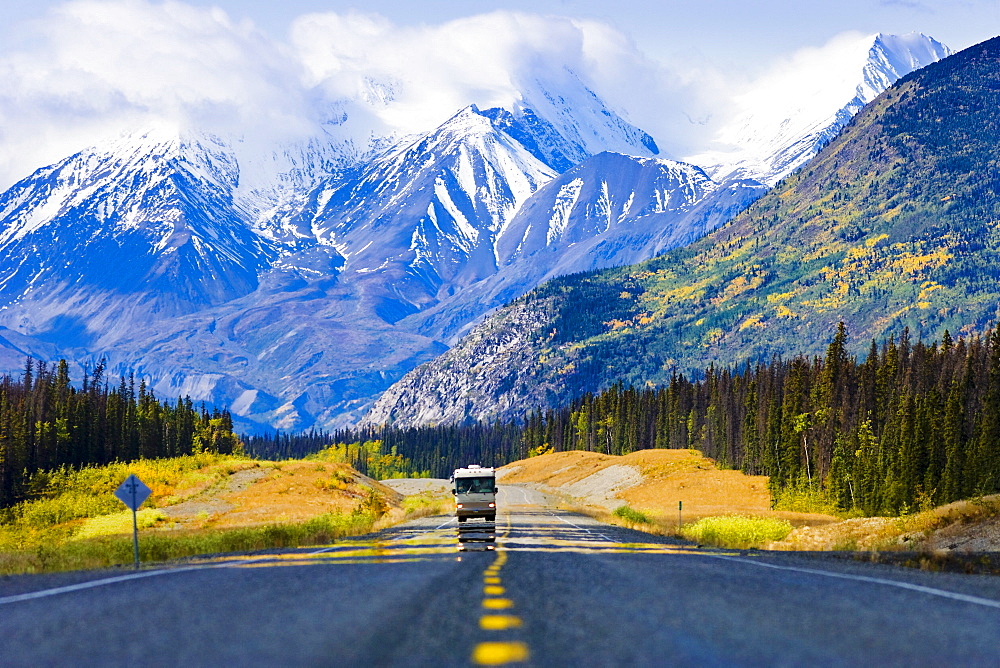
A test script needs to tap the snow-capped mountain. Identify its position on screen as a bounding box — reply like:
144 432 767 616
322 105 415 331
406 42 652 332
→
0 125 278 347
0 35 952 430
311 105 557 297
0 83 661 430
505 69 660 171
689 33 951 185
497 152 761 270
393 151 766 345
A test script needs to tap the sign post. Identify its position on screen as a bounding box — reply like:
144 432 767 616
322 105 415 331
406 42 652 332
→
678 501 683 532
114 475 152 570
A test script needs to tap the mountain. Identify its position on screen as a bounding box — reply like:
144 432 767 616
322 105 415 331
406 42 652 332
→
499 69 661 171
689 32 951 186
364 35 1000 427
0 88 660 430
0 126 278 347
395 151 765 344
0 35 953 431
310 105 557 304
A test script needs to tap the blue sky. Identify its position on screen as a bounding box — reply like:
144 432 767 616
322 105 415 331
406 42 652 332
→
6 0 998 74
0 0 995 189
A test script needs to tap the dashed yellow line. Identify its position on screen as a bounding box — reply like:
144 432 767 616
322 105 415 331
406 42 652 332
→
473 516 529 665
480 615 523 630
472 641 530 665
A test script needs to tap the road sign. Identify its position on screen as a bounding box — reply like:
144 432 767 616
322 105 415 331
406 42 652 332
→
115 475 151 511
114 475 152 569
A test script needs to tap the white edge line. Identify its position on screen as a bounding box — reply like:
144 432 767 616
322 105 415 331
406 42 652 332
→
0 551 314 606
2 516 464 606
710 554 1000 610
0 567 203 606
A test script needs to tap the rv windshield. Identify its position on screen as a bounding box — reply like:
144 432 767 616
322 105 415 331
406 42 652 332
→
455 477 495 494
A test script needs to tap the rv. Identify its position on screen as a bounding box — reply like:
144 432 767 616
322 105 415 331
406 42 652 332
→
451 465 497 522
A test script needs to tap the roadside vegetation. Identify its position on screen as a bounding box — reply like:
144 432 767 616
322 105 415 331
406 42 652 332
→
612 504 653 525
680 516 793 549
0 451 444 576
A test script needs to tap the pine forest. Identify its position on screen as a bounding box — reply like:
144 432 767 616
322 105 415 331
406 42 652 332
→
522 323 1000 515
0 359 241 507
6 322 1000 518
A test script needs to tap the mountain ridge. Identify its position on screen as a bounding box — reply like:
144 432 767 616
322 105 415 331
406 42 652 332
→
691 32 951 186
364 35 1000 428
0 34 953 430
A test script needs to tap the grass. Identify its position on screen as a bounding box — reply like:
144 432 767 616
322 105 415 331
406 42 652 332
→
612 504 653 525
73 508 168 540
0 509 387 575
0 453 446 576
402 490 452 519
680 515 794 549
4 453 247 530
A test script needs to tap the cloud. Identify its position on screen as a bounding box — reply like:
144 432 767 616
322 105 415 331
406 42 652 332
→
0 0 313 188
0 0 719 189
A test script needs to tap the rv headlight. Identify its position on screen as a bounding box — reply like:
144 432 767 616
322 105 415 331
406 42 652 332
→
488 503 495 508
456 503 463 508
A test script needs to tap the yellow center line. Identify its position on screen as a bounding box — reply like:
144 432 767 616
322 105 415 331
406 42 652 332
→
480 615 523 630
472 642 530 665
473 513 529 665
473 642 530 665
482 598 515 610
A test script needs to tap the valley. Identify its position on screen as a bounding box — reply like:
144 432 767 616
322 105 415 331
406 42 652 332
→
3 7 1000 665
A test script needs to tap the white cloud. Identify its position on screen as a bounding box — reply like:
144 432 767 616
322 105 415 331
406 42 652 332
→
0 1 722 189
0 0 313 188
3 0 902 191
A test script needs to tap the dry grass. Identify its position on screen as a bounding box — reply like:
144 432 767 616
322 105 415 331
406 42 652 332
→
769 495 1000 552
500 449 839 537
767 517 906 551
160 461 403 531
0 457 436 576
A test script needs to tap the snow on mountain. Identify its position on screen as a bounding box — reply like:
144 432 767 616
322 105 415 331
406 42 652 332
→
689 33 951 185
396 152 765 344
498 152 744 267
310 106 557 298
0 124 279 348
0 32 954 430
487 68 659 172
0 75 663 431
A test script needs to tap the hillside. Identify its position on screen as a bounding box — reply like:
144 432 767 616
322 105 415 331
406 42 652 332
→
0 453 448 575
367 35 1000 426
499 449 836 526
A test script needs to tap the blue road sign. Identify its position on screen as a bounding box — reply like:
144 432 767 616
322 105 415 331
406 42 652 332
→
114 475 152 511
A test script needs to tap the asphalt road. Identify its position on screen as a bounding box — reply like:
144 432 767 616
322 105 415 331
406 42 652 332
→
4 485 1000 666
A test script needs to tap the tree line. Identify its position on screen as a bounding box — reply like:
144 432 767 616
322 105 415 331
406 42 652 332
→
523 323 1000 515
0 359 241 507
244 422 525 479
247 323 1000 515
11 320 1000 516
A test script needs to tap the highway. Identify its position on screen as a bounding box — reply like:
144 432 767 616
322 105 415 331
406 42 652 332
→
3 484 1000 666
